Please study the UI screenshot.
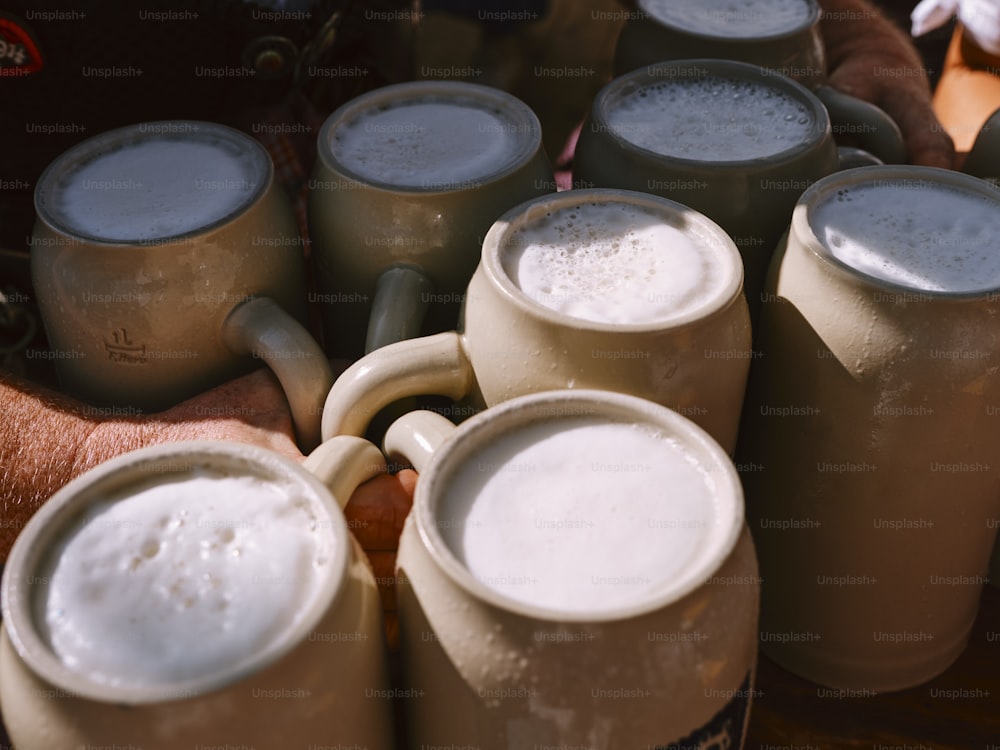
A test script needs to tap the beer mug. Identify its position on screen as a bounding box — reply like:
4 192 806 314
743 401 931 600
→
385 389 760 748
308 80 555 358
612 0 905 164
0 437 394 750
320 188 752 454
573 59 872 319
737 165 1000 690
31 121 332 448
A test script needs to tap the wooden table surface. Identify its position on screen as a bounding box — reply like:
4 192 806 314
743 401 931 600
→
745 585 1000 749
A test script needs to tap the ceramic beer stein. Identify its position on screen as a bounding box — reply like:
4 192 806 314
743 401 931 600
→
612 0 906 164
0 437 394 750
574 59 862 320
320 188 752 453
308 80 555 358
30 120 332 448
737 165 1000 690
384 389 760 749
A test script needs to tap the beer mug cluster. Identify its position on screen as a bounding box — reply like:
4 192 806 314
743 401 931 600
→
4 0 998 748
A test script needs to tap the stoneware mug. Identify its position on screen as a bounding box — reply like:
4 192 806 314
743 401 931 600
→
384 389 760 749
308 80 555 358
573 58 874 320
30 120 332 449
320 188 752 454
737 165 1000 690
0 437 394 750
611 0 906 164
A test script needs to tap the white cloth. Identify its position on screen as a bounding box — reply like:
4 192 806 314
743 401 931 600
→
912 0 1000 55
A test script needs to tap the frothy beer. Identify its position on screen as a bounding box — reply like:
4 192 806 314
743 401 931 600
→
811 179 1000 293
329 96 532 189
501 199 736 324
35 471 329 688
606 76 817 162
643 0 814 37
437 418 714 613
43 130 265 242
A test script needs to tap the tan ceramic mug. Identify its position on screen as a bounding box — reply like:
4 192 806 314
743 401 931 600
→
0 437 394 750
737 165 1000 690
573 59 872 321
308 80 555 358
320 188 752 454
384 389 760 749
30 120 332 449
612 0 906 164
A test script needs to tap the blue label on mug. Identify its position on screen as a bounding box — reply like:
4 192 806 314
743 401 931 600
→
656 671 752 750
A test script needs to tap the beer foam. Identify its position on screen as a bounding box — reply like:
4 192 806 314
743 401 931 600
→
502 200 732 324
811 181 1000 293
51 135 261 241
438 419 715 613
607 77 816 161
644 0 813 37
330 99 524 188
36 471 330 688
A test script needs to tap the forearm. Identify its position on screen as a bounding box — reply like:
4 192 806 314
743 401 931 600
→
0 372 145 556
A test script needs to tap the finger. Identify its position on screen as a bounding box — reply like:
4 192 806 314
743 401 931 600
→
343 472 415 550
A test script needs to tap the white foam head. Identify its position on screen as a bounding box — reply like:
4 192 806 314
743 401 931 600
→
329 96 531 188
35 469 331 689
501 199 736 325
643 0 814 38
437 417 717 614
44 127 265 242
607 75 817 162
810 178 1000 293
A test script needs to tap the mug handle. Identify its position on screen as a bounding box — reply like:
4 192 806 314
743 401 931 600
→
302 435 389 509
836 145 883 169
383 409 458 473
221 296 334 451
365 265 436 354
814 85 907 165
960 105 1000 180
321 331 476 440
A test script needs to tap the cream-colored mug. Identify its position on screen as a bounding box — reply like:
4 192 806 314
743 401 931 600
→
31 120 332 448
612 0 905 164
574 59 870 320
0 437 394 750
308 80 555 358
385 389 760 749
320 188 751 453
737 165 1000 690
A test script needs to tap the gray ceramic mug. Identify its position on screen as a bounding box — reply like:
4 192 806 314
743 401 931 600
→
612 0 906 164
308 80 555 358
30 120 332 449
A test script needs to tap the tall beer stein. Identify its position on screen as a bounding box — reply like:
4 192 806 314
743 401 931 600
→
309 80 555 357
31 120 331 448
737 165 1000 691
385 389 760 749
612 0 905 164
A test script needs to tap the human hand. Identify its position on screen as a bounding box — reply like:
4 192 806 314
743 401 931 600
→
819 0 956 168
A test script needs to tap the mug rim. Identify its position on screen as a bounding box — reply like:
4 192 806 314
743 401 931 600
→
33 120 274 247
411 389 746 623
315 79 545 195
1 440 351 705
636 0 820 43
589 58 832 170
792 164 1000 299
480 187 747 332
